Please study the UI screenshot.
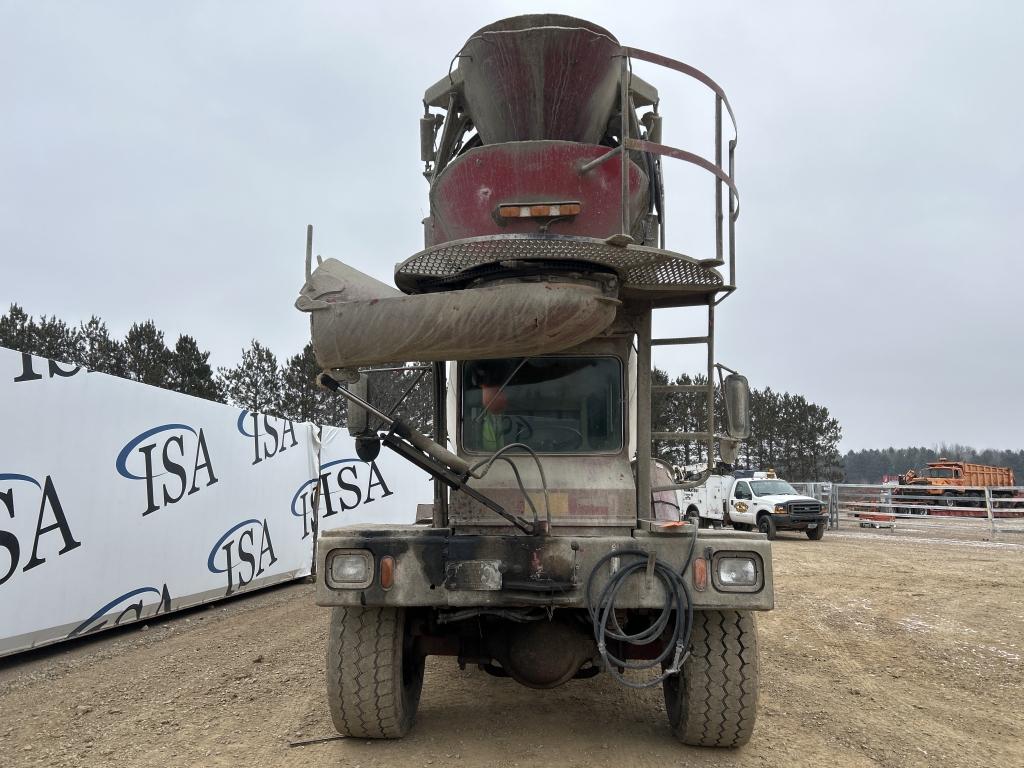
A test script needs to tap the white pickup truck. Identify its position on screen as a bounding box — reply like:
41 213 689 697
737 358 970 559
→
678 471 827 540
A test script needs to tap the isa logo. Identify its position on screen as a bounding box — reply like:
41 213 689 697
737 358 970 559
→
236 411 298 466
208 519 278 596
291 458 394 539
0 473 80 588
116 424 218 516
68 584 173 638
12 352 82 383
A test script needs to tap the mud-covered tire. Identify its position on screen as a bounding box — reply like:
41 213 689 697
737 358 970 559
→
663 610 758 748
326 607 424 739
806 524 825 541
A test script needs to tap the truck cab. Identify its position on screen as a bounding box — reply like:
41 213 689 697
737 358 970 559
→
729 474 827 540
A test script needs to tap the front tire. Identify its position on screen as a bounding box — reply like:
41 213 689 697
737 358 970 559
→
663 610 759 747
326 606 424 739
806 524 825 541
757 514 777 540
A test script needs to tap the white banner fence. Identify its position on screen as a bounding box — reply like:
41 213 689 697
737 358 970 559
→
9 343 1018 658
0 346 429 658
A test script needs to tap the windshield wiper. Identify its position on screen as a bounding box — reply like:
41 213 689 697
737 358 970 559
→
473 357 530 423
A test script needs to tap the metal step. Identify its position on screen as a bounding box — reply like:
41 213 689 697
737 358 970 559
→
652 431 713 441
651 336 708 346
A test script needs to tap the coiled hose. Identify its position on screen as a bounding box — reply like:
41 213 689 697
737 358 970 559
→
586 534 698 688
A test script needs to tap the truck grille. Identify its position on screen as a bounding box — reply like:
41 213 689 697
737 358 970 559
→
790 502 821 515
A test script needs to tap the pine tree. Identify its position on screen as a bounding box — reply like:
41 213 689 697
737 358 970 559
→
650 366 673 463
280 343 348 425
217 339 283 416
844 446 1023 484
32 314 84 365
650 375 844 481
78 316 127 376
123 321 172 386
169 334 220 401
280 343 321 422
0 304 37 353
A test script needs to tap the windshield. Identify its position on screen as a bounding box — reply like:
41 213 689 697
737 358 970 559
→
750 480 798 497
926 468 955 478
462 357 622 453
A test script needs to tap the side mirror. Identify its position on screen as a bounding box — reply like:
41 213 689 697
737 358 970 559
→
718 437 740 466
420 112 442 162
723 374 751 440
346 375 371 437
355 436 381 462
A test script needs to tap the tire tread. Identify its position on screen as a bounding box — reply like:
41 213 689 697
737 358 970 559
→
326 607 419 739
666 609 758 748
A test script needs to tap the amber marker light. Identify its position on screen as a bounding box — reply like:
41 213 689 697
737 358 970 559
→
380 556 396 591
498 202 582 218
693 556 708 592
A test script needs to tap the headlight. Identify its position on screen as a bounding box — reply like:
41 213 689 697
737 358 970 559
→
328 550 373 589
712 552 763 592
718 557 757 586
774 504 787 513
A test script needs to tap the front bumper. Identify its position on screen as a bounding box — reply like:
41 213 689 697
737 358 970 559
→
315 525 774 612
771 512 828 530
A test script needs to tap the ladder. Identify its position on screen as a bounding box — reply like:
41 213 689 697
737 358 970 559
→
636 297 717 513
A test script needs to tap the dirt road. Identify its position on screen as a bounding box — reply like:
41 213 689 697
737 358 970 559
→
1 532 1021 768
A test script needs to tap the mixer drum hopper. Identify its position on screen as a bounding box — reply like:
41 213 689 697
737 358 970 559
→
459 15 621 145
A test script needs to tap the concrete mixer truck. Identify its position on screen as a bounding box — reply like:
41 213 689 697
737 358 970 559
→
295 14 772 748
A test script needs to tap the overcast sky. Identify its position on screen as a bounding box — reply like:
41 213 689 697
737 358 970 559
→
2 1 1022 451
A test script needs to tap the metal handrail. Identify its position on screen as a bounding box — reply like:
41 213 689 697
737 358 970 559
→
617 46 739 287
618 47 735 525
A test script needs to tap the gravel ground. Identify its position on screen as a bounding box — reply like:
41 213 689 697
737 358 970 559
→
1 531 1021 768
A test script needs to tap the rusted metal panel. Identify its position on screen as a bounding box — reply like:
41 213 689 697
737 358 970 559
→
444 560 502 591
428 142 650 245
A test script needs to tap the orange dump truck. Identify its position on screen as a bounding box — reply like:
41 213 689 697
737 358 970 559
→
899 459 1017 510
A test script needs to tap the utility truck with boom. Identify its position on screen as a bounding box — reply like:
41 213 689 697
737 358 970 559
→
295 15 771 748
679 471 828 540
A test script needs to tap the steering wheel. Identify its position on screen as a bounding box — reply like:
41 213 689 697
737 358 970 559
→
498 415 534 443
546 425 584 451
